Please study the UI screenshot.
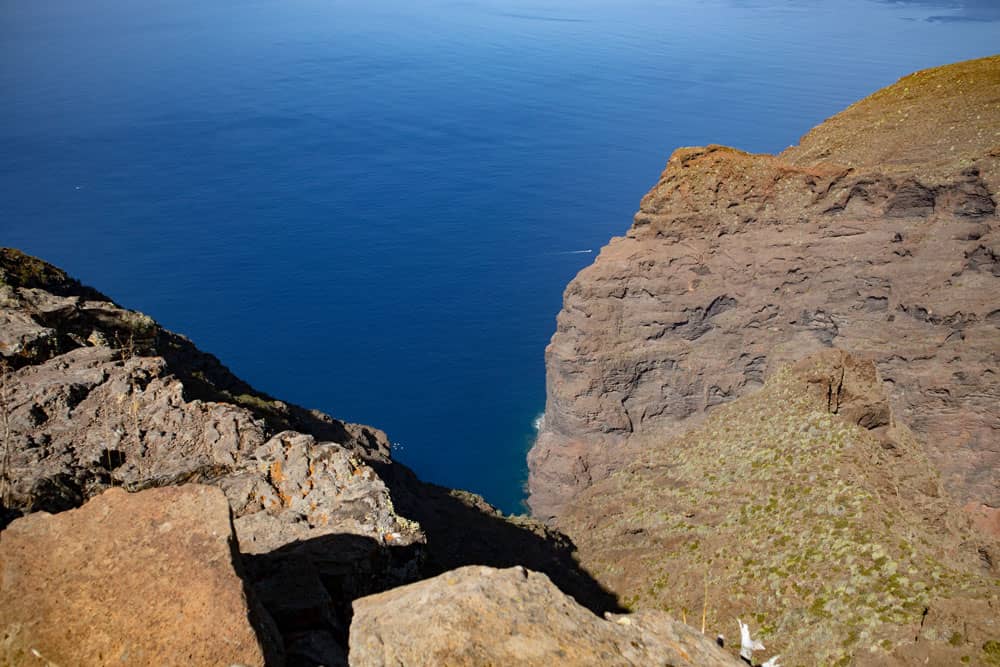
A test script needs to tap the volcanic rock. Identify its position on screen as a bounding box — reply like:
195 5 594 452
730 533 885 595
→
527 55 1000 521
0 248 426 663
348 565 741 667
0 484 274 666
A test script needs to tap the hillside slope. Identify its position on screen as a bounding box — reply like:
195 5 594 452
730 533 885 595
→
557 350 999 665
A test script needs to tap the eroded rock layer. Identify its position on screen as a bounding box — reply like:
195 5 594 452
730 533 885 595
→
528 55 1000 520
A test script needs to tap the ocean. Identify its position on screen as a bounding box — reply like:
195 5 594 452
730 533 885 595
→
2 0 997 513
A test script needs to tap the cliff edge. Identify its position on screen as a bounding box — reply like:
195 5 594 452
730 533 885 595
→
0 248 630 664
528 54 1000 521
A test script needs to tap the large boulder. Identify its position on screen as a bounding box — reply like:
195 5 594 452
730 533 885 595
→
0 484 275 666
349 565 741 667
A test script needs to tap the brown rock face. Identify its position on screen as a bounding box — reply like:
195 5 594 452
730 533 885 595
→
528 55 1000 520
965 502 1000 540
348 565 741 667
0 485 271 666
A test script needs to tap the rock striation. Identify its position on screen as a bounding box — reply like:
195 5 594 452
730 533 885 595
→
349 565 741 667
528 55 1000 521
0 485 273 666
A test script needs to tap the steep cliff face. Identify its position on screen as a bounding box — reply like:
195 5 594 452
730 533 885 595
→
528 55 1000 521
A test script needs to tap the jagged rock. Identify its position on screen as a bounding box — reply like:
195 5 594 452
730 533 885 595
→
0 248 628 665
0 248 395 520
348 565 741 666
230 432 424 667
789 349 891 430
555 351 1000 666
0 485 276 666
528 55 1000 521
0 249 426 663
229 431 422 555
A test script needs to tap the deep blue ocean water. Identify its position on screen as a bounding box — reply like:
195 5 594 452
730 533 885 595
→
1 0 997 513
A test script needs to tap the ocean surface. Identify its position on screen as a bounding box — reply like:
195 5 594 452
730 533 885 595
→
2 0 997 513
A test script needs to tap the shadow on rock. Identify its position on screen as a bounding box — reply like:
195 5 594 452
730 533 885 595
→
239 464 624 666
242 532 424 667
371 460 625 616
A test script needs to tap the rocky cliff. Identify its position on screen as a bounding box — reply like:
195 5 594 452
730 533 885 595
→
4 54 999 667
0 248 729 665
528 54 1000 521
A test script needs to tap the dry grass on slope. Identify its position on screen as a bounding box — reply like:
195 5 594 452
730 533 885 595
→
559 351 1000 666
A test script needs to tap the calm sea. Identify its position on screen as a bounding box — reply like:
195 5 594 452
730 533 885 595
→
1 0 997 513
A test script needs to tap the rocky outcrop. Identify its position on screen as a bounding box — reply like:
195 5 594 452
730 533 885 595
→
349 565 741 667
0 250 430 663
528 55 1000 520
0 248 395 516
7 53 998 666
0 485 274 666
556 350 1000 666
0 248 629 664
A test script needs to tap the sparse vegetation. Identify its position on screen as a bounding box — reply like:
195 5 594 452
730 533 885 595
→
559 360 1000 665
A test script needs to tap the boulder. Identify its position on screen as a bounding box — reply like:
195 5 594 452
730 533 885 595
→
348 565 741 666
0 484 275 666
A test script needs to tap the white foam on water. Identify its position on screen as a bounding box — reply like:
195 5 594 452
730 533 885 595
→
532 412 545 431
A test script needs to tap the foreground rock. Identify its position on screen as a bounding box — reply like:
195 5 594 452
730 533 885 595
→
349 565 741 667
0 248 626 664
0 485 273 666
528 55 1000 520
557 351 1000 666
